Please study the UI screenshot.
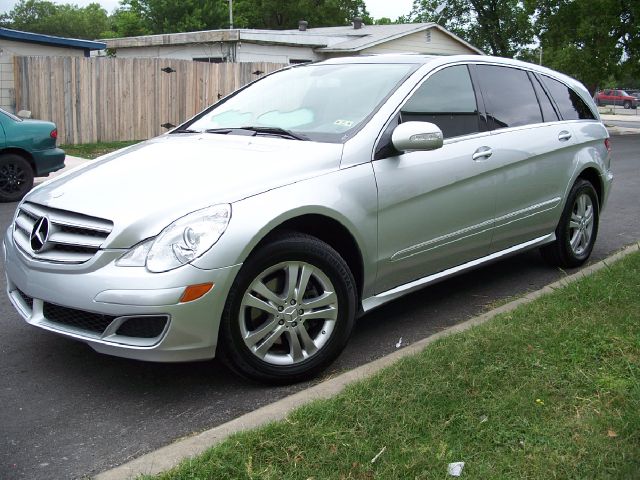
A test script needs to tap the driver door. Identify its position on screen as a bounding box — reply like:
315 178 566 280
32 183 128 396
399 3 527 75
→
373 64 497 293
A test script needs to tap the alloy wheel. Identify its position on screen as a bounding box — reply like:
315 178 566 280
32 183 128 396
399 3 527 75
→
568 192 594 257
239 261 338 366
0 161 26 195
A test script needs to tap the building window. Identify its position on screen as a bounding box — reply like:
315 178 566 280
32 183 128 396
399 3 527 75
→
193 57 224 63
289 59 312 65
425 31 432 43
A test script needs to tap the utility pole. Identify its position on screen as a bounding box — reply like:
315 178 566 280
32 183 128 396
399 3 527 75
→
229 0 233 29
539 46 542 65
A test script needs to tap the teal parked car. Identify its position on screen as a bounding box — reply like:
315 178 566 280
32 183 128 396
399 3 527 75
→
0 108 65 202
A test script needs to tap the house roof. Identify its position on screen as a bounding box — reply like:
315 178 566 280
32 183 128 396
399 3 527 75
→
0 28 105 50
307 23 483 54
104 23 483 55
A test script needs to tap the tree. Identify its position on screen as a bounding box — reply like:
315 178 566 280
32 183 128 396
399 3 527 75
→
232 0 371 30
527 0 629 92
1 0 110 39
104 8 151 38
409 0 535 57
119 0 228 34
374 17 394 25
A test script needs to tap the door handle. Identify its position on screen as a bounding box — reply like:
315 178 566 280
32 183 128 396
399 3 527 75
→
472 146 493 161
558 131 572 141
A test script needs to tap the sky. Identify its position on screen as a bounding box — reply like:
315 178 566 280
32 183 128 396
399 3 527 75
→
0 0 416 21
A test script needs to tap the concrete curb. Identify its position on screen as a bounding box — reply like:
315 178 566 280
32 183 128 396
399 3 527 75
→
600 113 640 122
606 125 640 136
95 241 640 480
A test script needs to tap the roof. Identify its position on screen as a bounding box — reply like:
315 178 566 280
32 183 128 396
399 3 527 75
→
308 24 483 55
104 23 483 55
0 28 105 51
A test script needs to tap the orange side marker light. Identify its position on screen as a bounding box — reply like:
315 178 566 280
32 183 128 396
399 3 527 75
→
180 283 214 303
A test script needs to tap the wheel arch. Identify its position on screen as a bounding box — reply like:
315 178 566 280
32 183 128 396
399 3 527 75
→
0 148 35 172
252 213 366 306
576 167 603 209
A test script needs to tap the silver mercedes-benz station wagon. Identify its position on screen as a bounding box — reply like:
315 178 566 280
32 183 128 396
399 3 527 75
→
4 55 612 383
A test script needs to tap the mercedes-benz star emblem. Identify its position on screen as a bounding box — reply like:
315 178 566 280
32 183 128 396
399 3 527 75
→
30 216 50 252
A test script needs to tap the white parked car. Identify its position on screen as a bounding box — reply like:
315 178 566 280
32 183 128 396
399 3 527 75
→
4 55 612 383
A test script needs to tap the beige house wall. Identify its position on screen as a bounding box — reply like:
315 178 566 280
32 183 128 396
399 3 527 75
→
0 39 85 113
361 28 479 56
112 42 320 64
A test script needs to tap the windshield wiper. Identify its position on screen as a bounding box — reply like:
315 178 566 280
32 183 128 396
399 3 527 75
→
171 128 201 134
204 128 234 134
202 126 309 140
239 126 309 141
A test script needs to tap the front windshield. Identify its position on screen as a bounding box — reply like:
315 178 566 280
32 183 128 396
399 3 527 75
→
186 63 416 142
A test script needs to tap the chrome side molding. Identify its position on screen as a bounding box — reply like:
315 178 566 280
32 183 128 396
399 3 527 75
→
362 233 555 312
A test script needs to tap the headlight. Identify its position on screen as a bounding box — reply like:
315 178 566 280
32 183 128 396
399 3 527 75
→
116 204 231 272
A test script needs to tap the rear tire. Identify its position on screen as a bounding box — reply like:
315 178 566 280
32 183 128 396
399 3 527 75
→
0 153 34 202
623 100 631 109
540 179 599 268
218 233 356 384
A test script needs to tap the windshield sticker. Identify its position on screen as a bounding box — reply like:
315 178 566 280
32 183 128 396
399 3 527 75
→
334 119 354 127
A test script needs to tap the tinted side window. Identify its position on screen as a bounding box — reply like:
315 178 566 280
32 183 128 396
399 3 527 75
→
540 75 596 120
476 65 542 129
530 73 559 122
401 65 481 138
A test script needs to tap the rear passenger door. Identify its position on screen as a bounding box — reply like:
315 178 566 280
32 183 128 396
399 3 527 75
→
473 64 580 252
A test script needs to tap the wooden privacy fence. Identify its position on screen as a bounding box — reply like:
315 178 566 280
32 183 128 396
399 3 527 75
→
14 56 287 145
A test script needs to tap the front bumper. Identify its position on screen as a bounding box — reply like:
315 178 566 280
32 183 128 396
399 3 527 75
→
4 226 241 362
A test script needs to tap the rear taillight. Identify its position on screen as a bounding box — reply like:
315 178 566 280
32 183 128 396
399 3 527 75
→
604 138 611 152
50 129 57 139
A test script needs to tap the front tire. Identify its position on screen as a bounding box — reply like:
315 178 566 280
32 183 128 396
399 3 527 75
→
0 153 34 202
623 100 631 109
540 179 599 268
218 233 357 384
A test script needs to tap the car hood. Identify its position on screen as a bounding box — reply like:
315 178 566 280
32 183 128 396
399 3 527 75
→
26 134 343 248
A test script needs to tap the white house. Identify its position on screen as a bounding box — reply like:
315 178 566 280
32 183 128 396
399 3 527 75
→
0 28 105 112
104 22 483 64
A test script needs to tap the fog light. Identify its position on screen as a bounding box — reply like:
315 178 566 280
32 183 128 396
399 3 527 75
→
180 283 214 303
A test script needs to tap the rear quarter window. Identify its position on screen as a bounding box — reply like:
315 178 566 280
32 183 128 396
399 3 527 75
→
539 75 596 121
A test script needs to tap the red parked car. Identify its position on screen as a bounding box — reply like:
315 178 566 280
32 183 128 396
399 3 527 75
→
595 89 638 109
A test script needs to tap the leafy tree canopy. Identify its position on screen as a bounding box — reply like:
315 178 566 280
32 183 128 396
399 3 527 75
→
409 0 534 57
232 0 370 29
118 0 228 34
0 0 110 39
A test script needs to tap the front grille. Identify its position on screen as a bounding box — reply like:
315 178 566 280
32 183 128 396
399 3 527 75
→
13 202 113 263
16 289 33 309
115 316 168 338
43 302 116 335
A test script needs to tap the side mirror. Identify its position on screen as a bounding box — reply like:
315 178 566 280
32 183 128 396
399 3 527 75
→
391 121 443 152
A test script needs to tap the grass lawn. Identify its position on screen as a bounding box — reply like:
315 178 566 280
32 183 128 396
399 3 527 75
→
60 140 141 159
149 250 640 480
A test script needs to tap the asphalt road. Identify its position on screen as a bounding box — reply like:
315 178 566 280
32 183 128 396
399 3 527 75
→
1 135 639 480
